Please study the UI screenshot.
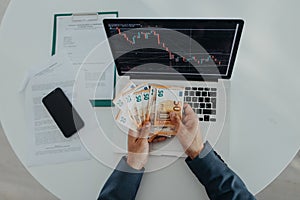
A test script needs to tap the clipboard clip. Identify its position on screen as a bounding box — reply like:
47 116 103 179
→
72 12 99 21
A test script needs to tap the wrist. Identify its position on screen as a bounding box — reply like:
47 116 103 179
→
187 143 204 160
126 155 145 170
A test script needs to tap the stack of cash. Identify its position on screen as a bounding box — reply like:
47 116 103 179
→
113 81 185 142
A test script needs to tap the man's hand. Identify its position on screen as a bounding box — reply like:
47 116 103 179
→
127 122 151 170
170 104 204 160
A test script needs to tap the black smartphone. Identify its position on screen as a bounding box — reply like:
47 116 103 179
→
42 87 84 138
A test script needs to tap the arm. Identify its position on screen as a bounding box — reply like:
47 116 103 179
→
98 122 151 200
186 142 256 200
171 104 256 200
98 157 144 200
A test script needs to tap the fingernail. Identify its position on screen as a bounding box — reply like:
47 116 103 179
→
145 122 151 127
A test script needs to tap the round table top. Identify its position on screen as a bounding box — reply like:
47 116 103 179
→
1 0 300 199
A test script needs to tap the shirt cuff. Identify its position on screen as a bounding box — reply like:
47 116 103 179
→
185 141 227 185
115 156 145 174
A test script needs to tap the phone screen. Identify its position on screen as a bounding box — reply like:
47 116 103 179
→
42 87 84 138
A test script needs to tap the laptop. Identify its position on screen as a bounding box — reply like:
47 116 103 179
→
103 18 244 159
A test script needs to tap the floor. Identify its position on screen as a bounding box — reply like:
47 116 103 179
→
0 1 300 199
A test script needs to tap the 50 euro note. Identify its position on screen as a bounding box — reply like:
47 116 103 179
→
115 83 150 130
113 81 136 110
145 86 156 122
115 109 138 131
133 88 150 125
148 85 185 142
129 84 150 127
120 87 139 127
114 82 185 143
113 81 139 131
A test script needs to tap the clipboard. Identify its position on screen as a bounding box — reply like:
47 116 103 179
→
51 11 118 107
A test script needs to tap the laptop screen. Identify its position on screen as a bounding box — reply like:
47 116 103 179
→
103 19 244 80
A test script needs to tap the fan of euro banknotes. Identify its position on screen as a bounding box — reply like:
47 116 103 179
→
113 81 185 142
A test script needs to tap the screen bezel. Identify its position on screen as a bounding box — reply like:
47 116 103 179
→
103 18 244 81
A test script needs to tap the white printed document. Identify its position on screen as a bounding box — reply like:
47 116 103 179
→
25 55 91 166
53 12 117 101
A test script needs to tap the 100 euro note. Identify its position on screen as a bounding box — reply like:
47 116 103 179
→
150 85 185 140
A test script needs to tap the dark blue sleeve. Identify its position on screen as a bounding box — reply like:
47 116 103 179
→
186 142 256 200
98 156 144 200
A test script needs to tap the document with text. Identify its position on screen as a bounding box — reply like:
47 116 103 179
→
25 55 91 166
54 12 117 101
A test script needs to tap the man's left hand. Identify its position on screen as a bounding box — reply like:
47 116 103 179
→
127 122 151 170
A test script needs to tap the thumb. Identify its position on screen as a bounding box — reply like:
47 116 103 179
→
170 112 183 130
140 122 151 139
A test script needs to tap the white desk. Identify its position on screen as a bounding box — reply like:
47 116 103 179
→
0 0 300 199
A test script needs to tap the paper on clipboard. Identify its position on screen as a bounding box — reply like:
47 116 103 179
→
53 12 118 104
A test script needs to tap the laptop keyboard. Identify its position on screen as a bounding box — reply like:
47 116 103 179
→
184 87 217 122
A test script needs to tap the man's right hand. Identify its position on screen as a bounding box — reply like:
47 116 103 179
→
170 104 204 160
